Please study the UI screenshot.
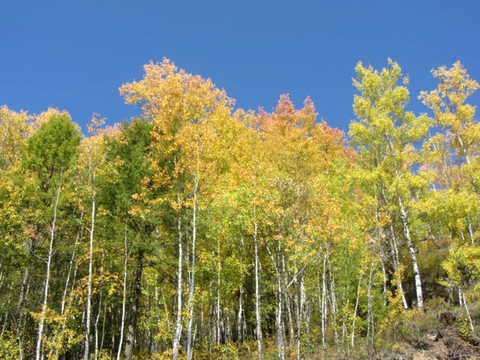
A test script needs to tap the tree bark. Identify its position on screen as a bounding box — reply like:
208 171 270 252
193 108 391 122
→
351 270 363 350
116 227 129 360
321 251 327 353
35 180 62 360
172 210 183 360
186 175 199 360
84 170 96 360
389 224 408 310
253 205 263 360
398 197 424 310
124 248 143 360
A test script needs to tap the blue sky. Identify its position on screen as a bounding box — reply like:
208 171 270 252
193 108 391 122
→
1 0 480 134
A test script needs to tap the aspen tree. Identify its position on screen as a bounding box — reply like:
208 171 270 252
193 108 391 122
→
349 60 431 309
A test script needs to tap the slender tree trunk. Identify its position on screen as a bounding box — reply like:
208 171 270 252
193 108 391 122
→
84 170 96 360
389 224 408 309
276 270 285 360
117 228 129 360
93 253 105 360
124 248 143 360
51 224 83 360
342 301 347 354
237 285 244 344
100 301 107 358
94 290 102 360
296 276 305 360
330 270 339 354
467 217 475 244
253 205 263 360
264 234 286 360
35 180 62 360
16 268 29 360
459 287 475 332
172 210 183 360
186 175 199 360
281 254 294 350
17 268 28 315
215 244 221 345
285 282 295 349
398 197 424 310
321 251 327 353
351 270 363 350
366 258 374 356
61 227 82 316
380 258 387 307
237 237 246 346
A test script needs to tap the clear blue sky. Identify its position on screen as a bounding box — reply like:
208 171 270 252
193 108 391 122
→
1 0 480 134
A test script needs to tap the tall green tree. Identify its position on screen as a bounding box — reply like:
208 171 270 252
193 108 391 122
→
23 112 81 360
100 117 158 360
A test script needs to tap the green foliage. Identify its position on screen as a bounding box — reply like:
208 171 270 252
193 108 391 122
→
0 331 19 360
1 58 480 360
24 113 81 187
442 244 480 288
101 118 156 226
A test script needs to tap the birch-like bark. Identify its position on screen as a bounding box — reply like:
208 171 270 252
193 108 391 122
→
264 236 285 360
321 251 327 352
366 258 374 355
253 205 263 360
460 287 475 332
384 133 424 309
389 224 408 309
380 257 387 305
186 175 199 360
61 227 82 316
84 169 96 360
35 180 62 360
237 285 244 344
237 237 246 345
351 270 363 350
330 270 339 353
283 257 294 348
296 277 305 360
398 197 424 310
276 270 285 360
215 242 221 345
94 288 102 360
172 209 183 360
52 223 83 360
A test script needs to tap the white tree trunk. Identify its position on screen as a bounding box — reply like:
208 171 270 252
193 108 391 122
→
35 181 62 360
84 170 96 360
186 175 199 360
460 287 475 332
253 205 263 360
366 258 374 354
321 251 327 352
398 197 424 309
389 224 408 310
52 223 83 360
351 270 363 350
172 210 183 360
296 277 305 360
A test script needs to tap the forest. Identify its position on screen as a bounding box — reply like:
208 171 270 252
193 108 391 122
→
0 58 479 360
